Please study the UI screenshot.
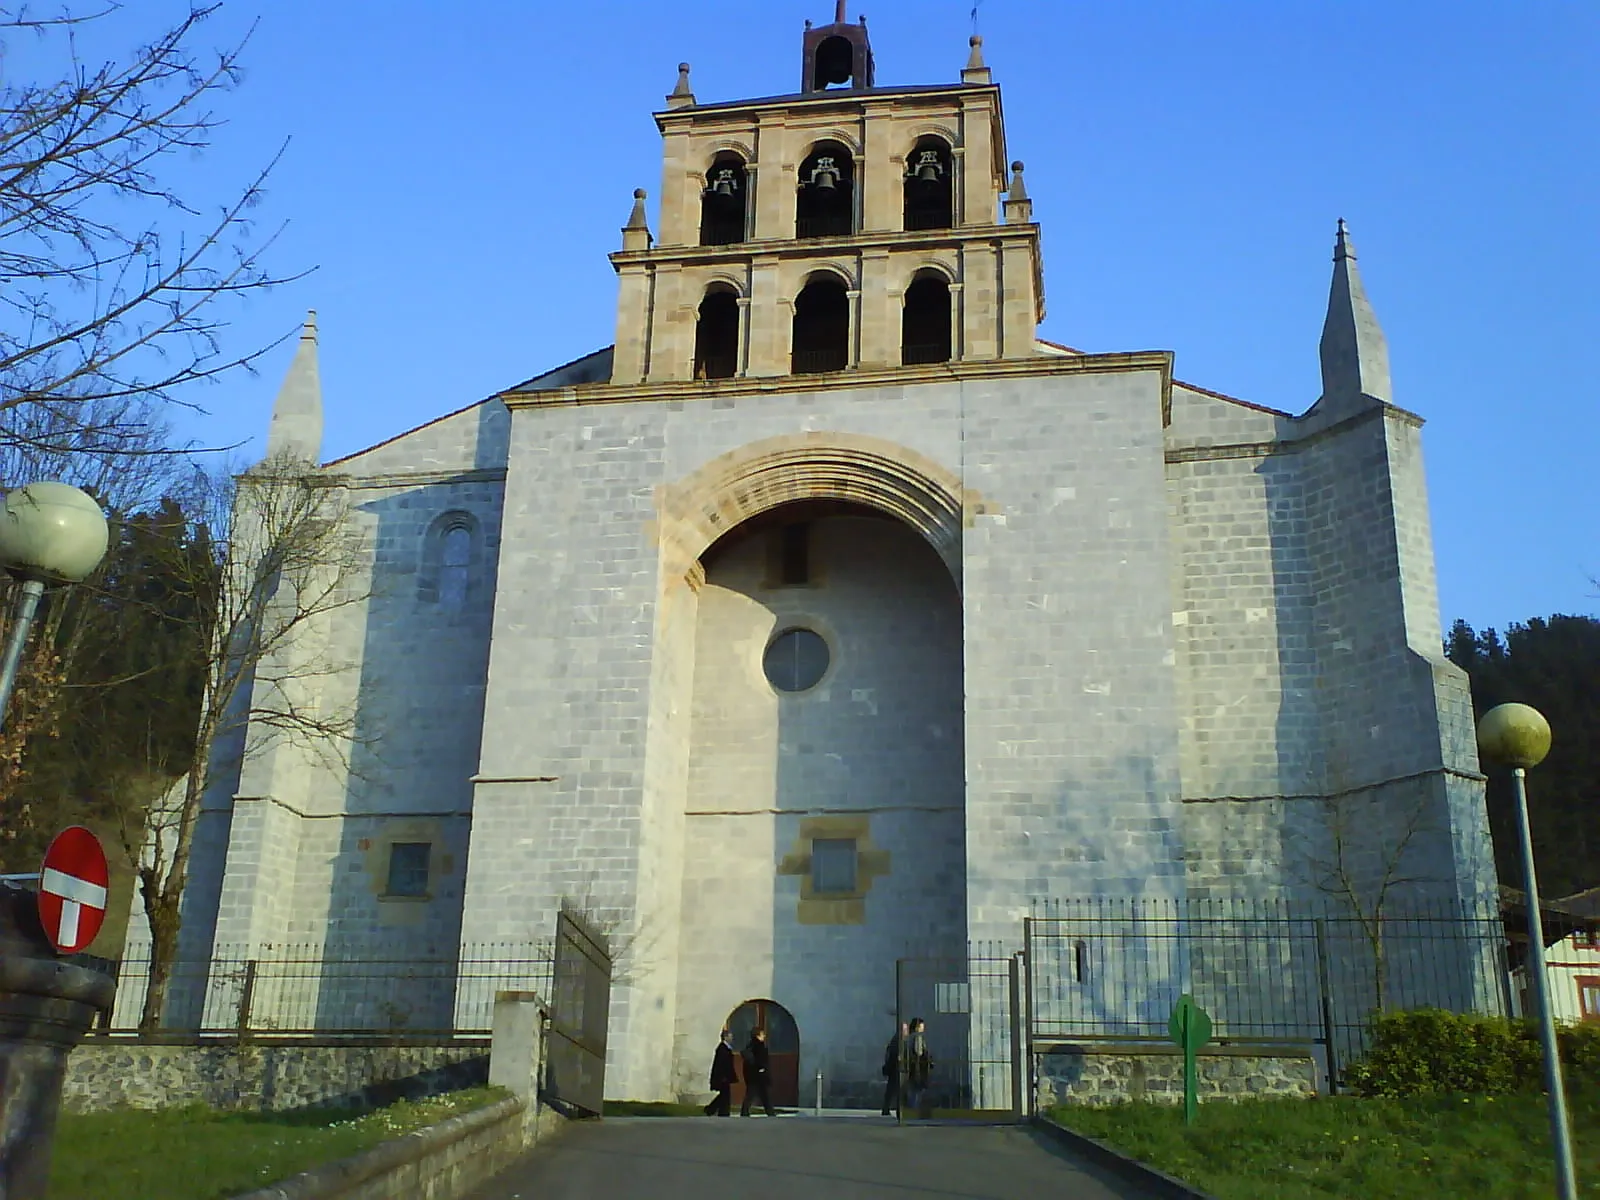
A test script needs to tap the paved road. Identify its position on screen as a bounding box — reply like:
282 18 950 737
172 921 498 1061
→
463 1114 1156 1200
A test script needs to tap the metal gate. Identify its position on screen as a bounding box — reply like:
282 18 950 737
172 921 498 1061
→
544 909 612 1117
894 948 1024 1120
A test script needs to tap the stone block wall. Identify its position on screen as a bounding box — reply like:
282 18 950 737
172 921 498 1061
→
63 1041 488 1114
1037 1045 1318 1108
960 367 1188 938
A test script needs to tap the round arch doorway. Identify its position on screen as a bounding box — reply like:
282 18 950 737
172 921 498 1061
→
726 999 800 1110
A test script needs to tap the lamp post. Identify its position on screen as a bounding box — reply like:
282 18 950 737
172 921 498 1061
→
0 482 111 724
1477 702 1576 1200
0 481 113 1200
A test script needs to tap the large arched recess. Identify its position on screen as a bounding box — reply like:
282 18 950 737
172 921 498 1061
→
654 431 972 592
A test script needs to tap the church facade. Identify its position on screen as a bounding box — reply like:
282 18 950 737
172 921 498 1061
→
167 9 1498 1103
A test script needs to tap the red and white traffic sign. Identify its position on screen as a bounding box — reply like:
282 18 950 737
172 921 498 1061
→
37 826 109 955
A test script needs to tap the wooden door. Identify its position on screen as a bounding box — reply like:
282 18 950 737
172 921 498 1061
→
726 998 800 1109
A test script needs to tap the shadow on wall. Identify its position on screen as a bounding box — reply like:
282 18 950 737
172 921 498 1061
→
310 399 513 1025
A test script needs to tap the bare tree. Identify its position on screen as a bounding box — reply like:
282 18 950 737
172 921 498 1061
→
1 3 301 457
133 452 371 1029
1299 783 1445 1013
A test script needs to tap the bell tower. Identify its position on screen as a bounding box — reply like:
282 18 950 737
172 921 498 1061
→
607 9 1044 385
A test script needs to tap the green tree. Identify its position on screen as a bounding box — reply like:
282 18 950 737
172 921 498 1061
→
0 490 217 875
1446 614 1600 899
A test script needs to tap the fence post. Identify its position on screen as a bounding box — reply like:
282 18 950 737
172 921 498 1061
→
1008 952 1024 1120
894 958 904 1127
1314 921 1339 1095
236 960 258 1040
1022 918 1036 1118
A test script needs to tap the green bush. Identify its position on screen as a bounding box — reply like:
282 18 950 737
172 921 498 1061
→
1345 1008 1599 1098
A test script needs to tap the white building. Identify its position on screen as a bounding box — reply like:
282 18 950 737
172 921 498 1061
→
156 9 1500 1104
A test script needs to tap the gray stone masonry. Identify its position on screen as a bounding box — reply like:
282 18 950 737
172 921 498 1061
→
63 1042 488 1113
1037 1046 1317 1107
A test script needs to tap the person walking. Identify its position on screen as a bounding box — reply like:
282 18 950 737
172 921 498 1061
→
903 1017 934 1119
880 1020 907 1116
704 1027 738 1117
739 1026 777 1117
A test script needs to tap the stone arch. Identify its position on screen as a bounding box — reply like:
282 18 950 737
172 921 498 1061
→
899 122 959 148
656 432 970 589
698 271 746 299
902 258 957 287
702 139 756 168
800 129 862 158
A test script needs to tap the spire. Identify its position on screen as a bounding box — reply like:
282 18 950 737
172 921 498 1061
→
1003 161 1032 223
1318 218 1392 409
621 188 652 251
666 62 695 109
835 0 848 21
265 311 322 463
961 34 992 84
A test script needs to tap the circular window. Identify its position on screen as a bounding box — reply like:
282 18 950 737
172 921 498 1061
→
763 628 830 692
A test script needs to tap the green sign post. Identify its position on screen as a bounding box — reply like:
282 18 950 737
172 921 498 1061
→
1168 993 1213 1125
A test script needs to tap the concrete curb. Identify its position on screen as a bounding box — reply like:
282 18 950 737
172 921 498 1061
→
1030 1115 1217 1200
231 1094 554 1200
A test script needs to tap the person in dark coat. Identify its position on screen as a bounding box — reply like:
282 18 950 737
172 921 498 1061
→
704 1028 738 1116
903 1017 934 1119
739 1027 777 1117
881 1021 907 1116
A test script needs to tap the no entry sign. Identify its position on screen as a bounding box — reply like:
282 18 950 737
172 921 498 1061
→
37 826 109 955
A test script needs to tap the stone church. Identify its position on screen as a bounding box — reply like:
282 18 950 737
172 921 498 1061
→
163 7 1498 1103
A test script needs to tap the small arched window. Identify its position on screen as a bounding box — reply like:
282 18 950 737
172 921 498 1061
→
903 136 954 231
901 270 952 365
700 152 749 246
791 274 850 375
419 511 478 608
796 141 855 239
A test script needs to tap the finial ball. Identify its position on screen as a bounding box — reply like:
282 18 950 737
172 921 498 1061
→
678 62 690 73
1011 160 1025 173
971 35 983 46
1477 703 1552 769
634 188 647 199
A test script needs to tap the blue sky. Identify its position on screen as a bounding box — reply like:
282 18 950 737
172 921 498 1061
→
63 2 1600 632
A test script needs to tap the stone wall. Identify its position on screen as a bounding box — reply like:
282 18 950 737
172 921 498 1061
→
1037 1044 1318 1108
62 1041 488 1114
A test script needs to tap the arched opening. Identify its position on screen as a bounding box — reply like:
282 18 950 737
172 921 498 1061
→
418 510 478 605
791 274 849 374
726 998 800 1109
812 35 854 90
903 136 954 231
796 141 855 239
699 152 748 246
693 287 740 380
901 271 952 365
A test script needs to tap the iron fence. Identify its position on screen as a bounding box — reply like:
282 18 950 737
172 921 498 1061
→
895 944 1023 1117
1024 896 1510 1090
95 941 553 1037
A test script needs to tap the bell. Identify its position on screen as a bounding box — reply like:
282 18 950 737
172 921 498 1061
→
810 156 839 190
714 170 736 197
917 161 940 183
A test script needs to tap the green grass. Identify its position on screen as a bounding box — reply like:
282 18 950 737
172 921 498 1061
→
1049 1092 1600 1199
49 1087 509 1200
